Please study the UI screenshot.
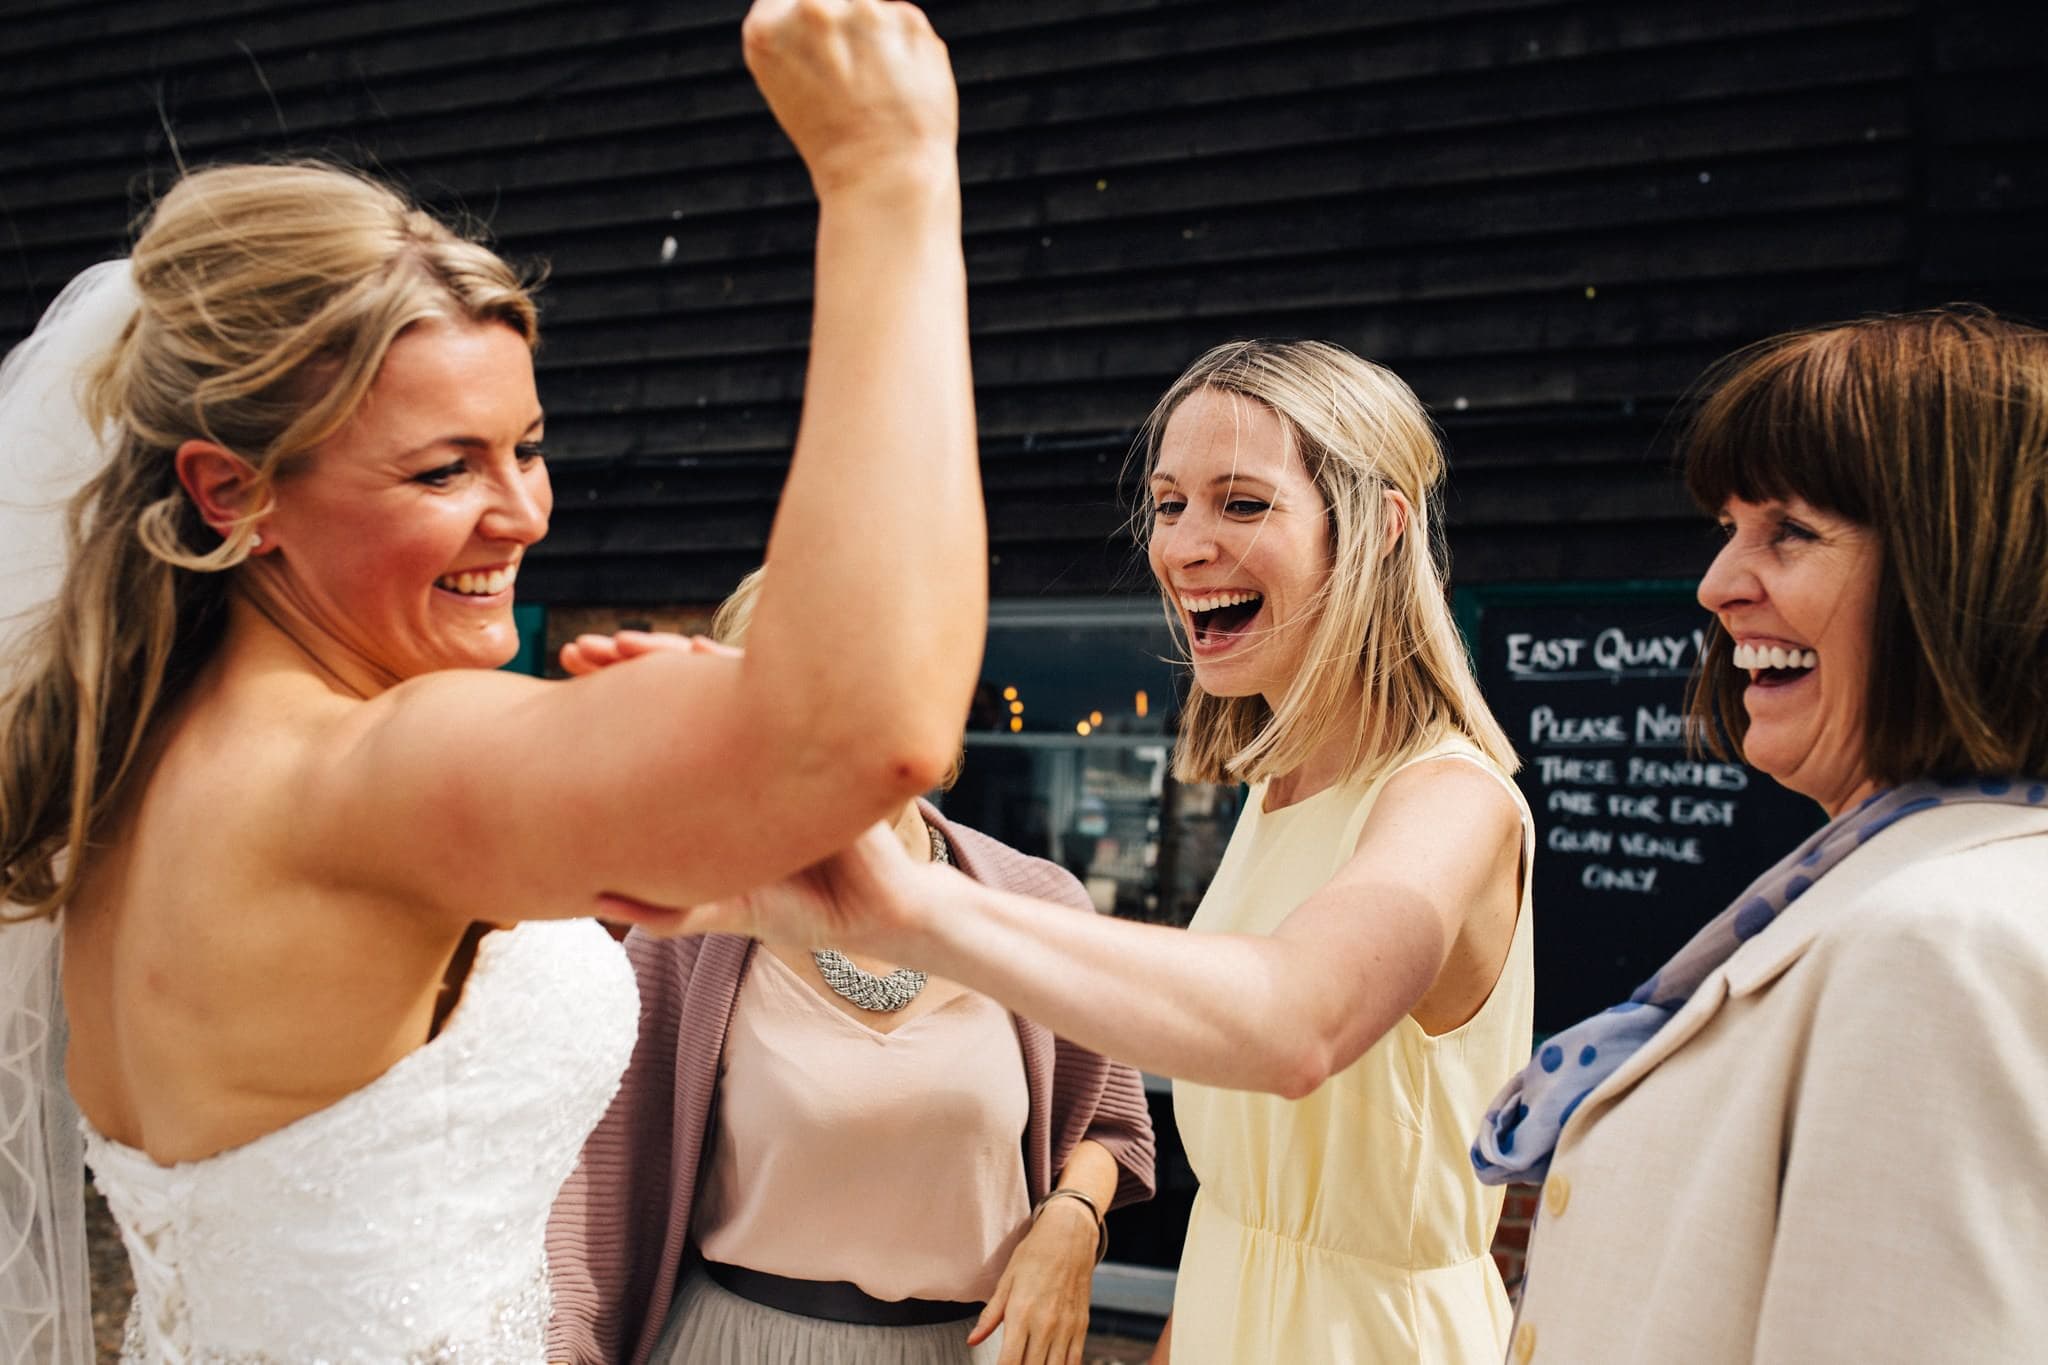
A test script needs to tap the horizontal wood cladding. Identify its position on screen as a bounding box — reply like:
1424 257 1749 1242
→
1914 3 2048 316
1 25 1920 250
2 0 2042 605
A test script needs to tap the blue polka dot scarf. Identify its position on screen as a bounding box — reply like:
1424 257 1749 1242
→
1470 776 2048 1185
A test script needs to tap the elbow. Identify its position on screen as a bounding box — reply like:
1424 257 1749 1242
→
874 737 956 803
841 703 962 802
775 685 960 807
1270 1038 1338 1101
819 711 957 805
770 650 971 807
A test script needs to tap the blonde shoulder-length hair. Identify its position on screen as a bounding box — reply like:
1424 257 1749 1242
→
0 161 537 921
1138 339 1515 787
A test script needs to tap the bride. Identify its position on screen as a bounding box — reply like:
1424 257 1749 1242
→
0 2 980 1358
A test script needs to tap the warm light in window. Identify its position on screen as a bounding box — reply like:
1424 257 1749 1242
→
1009 700 1024 715
1009 717 1023 732
1002 685 1018 701
1135 690 1149 718
1076 720 1093 736
1089 711 1103 726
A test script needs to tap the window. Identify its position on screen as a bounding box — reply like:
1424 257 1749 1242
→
939 599 1241 928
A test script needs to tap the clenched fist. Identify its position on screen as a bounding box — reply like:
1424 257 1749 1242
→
741 0 958 199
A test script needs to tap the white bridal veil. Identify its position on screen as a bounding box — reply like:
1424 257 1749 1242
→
0 258 139 1365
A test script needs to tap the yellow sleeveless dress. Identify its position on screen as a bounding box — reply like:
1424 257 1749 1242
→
1169 737 1534 1364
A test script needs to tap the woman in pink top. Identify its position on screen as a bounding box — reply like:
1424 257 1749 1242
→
546 570 1157 1365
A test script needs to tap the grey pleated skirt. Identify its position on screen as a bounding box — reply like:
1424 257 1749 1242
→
653 1265 1005 1364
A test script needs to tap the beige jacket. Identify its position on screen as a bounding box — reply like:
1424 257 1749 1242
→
1511 800 2048 1365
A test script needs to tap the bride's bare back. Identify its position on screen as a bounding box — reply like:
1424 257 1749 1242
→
64 649 470 1163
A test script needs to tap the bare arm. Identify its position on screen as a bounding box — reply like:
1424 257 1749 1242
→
741 0 980 779
297 0 984 923
1147 1314 1173 1364
969 1140 1122 1364
1051 1137 1122 1226
682 759 1523 1095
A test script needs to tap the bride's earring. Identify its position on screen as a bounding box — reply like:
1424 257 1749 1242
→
250 531 264 550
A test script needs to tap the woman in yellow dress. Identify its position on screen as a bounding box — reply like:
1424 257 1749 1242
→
663 339 1533 1363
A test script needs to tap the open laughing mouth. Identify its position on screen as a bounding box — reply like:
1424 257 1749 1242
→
1182 589 1264 650
434 564 518 598
1732 641 1816 688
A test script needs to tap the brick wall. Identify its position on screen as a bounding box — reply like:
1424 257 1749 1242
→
1492 1185 1542 1300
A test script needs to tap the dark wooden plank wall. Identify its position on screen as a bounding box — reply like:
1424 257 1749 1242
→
1 0 2041 604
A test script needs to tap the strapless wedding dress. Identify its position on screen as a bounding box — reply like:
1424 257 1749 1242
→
80 919 637 1363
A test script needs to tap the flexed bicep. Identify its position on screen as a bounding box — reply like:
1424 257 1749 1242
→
294 649 922 929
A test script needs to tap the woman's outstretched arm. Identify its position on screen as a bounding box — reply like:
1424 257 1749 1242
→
674 758 1524 1096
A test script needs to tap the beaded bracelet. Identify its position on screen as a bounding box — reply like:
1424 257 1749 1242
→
1032 1186 1109 1265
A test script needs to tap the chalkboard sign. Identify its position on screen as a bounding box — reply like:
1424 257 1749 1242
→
1463 586 1824 1032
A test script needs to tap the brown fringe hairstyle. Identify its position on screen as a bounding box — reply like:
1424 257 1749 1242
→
1136 339 1515 787
0 161 538 922
1683 306 2048 783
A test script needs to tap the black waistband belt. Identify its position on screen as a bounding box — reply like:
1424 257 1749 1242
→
702 1260 984 1328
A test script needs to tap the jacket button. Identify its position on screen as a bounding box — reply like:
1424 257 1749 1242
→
1544 1175 1571 1217
1513 1322 1537 1363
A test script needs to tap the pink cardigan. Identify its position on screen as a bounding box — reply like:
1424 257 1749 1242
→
546 802 1159 1365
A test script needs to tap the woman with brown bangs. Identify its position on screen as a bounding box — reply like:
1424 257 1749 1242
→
1473 306 2048 1364
650 339 1539 1364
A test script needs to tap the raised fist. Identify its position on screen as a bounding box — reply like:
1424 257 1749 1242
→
740 0 959 198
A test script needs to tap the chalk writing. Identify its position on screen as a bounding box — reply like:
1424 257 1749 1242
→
1592 628 1700 674
1627 757 1748 790
1529 706 1626 745
1546 789 1599 815
1634 703 1688 746
1504 626 1707 681
1480 595 1824 1030
1535 755 1617 785
1582 863 1658 892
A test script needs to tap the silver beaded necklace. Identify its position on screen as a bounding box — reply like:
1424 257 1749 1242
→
809 822 948 1012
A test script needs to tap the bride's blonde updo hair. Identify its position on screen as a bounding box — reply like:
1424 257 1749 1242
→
0 161 538 921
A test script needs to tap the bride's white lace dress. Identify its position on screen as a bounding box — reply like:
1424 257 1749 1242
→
78 919 636 1363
